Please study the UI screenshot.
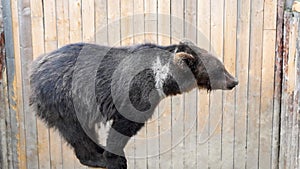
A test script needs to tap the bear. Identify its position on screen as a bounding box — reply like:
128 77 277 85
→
29 41 238 169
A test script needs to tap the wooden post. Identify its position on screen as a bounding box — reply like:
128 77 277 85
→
272 0 285 168
1 0 17 168
0 1 9 168
279 11 300 169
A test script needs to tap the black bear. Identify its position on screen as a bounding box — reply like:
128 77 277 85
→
30 41 238 169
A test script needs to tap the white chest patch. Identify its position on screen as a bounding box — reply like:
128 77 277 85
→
152 57 170 91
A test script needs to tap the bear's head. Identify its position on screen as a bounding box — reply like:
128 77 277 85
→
173 41 238 92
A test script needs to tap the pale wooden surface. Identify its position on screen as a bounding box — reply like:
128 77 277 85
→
196 1 210 168
223 0 237 168
1 0 298 169
10 0 27 168
209 0 224 168
184 1 197 168
235 0 251 168
247 1 264 169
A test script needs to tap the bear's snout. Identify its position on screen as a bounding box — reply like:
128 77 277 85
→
225 74 239 90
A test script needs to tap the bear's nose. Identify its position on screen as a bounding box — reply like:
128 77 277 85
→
226 78 239 90
233 78 239 85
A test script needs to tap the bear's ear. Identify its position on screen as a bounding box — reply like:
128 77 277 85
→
174 52 195 68
174 52 194 61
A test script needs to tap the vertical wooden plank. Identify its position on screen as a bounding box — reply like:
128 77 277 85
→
209 0 224 168
171 1 184 168
95 0 108 45
170 0 184 42
56 0 70 48
197 0 210 168
144 0 157 43
133 0 144 43
2 0 19 168
235 0 250 168
285 14 299 169
43 1 64 169
82 0 95 42
107 0 120 46
145 109 159 169
11 0 27 168
259 30 276 169
279 13 291 169
294 25 300 169
69 0 82 43
157 1 172 168
247 0 264 168
18 0 40 167
260 30 277 169
272 0 284 168
31 0 45 59
132 1 147 168
157 99 172 169
31 0 51 169
120 1 134 168
183 0 197 168
158 0 170 45
0 1 10 168
222 0 237 168
264 0 277 30
121 0 134 45
0 66 10 169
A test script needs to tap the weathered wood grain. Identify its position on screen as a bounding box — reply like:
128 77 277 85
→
209 0 224 168
272 1 284 168
1 0 292 168
247 0 264 168
235 0 251 168
183 0 198 168
223 0 237 168
11 0 27 168
196 0 211 168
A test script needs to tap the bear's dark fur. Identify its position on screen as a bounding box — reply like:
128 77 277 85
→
30 41 238 169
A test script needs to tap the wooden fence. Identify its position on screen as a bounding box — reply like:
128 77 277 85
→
0 0 299 169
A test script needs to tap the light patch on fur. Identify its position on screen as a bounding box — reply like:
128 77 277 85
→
152 57 169 97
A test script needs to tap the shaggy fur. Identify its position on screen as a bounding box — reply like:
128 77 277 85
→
30 41 238 169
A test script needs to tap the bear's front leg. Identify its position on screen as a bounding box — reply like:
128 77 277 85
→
104 117 144 169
